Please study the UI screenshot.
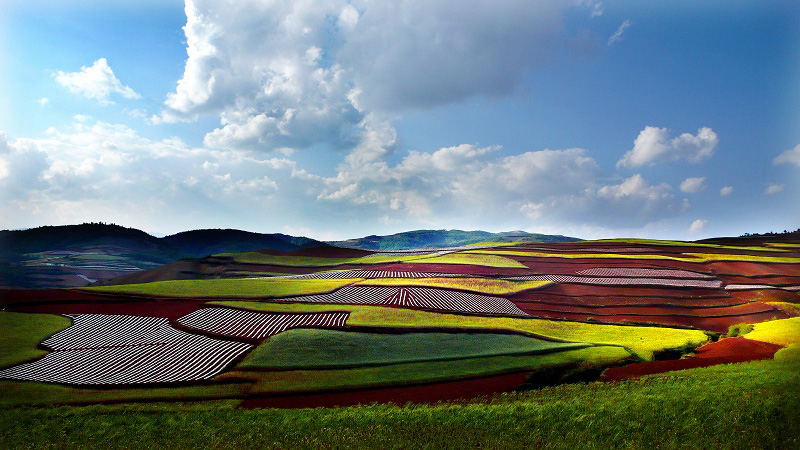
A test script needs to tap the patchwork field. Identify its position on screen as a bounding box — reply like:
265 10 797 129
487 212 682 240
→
1 235 798 447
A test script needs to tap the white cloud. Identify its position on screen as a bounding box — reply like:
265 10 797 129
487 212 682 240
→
155 0 575 153
773 144 800 168
520 202 546 220
54 58 141 105
679 177 706 193
617 126 718 168
38 98 49 107
688 219 707 234
720 186 733 196
607 19 631 46
765 183 784 195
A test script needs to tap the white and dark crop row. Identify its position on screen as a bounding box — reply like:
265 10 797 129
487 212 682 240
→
575 267 714 279
177 308 349 340
0 314 252 385
270 270 458 280
280 286 528 317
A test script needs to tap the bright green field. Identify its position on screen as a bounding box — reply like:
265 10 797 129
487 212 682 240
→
213 301 709 360
82 277 360 298
0 312 71 368
237 329 589 370
2 357 798 449
227 346 631 394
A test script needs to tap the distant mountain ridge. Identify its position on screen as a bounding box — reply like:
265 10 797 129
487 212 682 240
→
163 229 322 257
329 229 580 251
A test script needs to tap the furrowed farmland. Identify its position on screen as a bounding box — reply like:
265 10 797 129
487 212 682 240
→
1 235 799 448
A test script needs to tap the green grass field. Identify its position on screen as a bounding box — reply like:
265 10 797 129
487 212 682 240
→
237 329 589 370
355 277 552 294
0 312 71 368
409 252 528 268
2 357 797 449
227 346 631 394
83 277 360 298
213 301 709 360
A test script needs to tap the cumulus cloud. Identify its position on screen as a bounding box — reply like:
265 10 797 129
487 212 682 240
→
688 219 707 234
38 98 49 107
773 144 800 167
679 177 706 193
155 0 575 152
607 19 630 46
617 126 718 168
720 186 733 196
765 183 784 195
54 58 141 105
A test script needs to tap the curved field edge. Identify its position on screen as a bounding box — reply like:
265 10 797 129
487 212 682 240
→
355 277 552 295
222 346 632 394
743 317 800 347
80 278 363 298
1 357 798 449
212 301 710 360
407 253 527 268
237 328 589 370
0 312 72 368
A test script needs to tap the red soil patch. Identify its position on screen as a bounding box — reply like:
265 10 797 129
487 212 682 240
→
239 371 530 409
600 337 784 381
510 293 745 307
512 257 713 273
513 302 774 318
515 309 786 333
729 289 800 303
0 289 126 306
9 300 208 320
256 245 373 259
707 261 800 277
536 283 726 299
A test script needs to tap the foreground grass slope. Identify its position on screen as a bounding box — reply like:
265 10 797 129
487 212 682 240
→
2 357 797 449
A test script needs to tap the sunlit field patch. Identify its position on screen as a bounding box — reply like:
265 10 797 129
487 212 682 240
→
355 277 552 295
83 277 361 298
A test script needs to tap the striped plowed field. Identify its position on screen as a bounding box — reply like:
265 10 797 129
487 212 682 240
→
176 308 349 340
0 314 252 385
600 337 785 381
371 263 532 276
277 286 528 317
510 293 749 307
513 309 786 333
271 270 457 280
575 267 714 279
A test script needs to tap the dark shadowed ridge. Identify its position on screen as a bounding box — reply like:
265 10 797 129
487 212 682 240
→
329 229 580 251
162 229 323 257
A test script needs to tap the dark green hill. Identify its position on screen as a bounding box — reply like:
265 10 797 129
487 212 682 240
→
162 229 322 258
329 229 579 251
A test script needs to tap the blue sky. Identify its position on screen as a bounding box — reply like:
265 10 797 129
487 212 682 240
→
1 0 798 240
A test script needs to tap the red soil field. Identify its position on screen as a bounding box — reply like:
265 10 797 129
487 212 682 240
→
535 283 727 299
256 246 374 259
514 309 786 333
9 300 208 320
600 337 784 381
513 302 774 318
510 293 746 307
239 371 530 409
729 289 800 303
707 261 800 277
0 289 127 306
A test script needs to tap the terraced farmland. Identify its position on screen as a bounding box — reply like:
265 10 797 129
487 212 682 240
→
0 235 798 418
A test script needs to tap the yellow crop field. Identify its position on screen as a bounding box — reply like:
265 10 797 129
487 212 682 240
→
84 278 360 298
409 253 528 268
355 277 552 295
